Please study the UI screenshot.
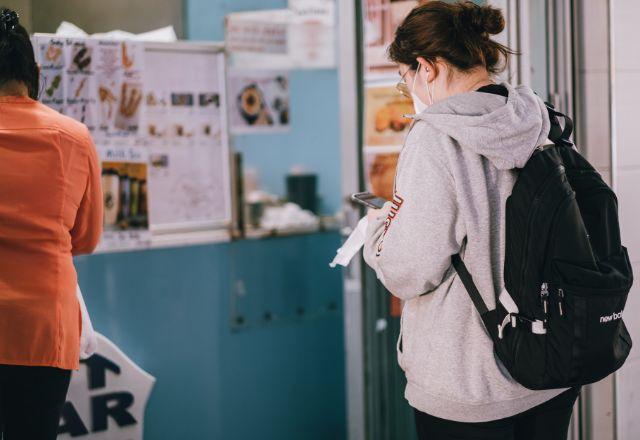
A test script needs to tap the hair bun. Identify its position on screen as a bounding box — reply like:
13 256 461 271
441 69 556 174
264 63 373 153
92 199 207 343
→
0 9 20 35
454 2 505 36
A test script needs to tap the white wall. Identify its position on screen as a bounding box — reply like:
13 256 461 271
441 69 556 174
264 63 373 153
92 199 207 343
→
612 1 640 439
575 2 617 438
30 0 183 37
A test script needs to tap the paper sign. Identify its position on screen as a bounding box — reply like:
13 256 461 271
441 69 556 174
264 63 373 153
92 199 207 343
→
97 145 152 251
289 0 336 67
226 17 288 55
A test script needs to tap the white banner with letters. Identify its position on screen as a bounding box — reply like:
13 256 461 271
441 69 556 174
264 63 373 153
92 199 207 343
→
58 333 155 439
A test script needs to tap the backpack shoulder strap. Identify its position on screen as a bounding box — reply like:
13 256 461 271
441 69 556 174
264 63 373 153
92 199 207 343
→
545 103 574 147
451 254 495 332
452 254 542 341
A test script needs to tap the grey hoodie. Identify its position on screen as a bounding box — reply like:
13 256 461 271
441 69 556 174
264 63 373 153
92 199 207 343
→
363 83 566 422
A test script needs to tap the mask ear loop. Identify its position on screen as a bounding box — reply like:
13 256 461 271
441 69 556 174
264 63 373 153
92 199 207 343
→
410 63 421 96
425 68 434 105
416 62 435 106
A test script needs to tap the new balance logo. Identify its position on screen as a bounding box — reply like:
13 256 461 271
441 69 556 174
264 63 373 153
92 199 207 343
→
600 311 623 323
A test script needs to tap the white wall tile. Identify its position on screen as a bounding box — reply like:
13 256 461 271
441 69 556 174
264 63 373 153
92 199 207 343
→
614 71 640 168
613 1 640 70
589 375 616 440
617 168 640 264
579 71 611 169
617 358 640 440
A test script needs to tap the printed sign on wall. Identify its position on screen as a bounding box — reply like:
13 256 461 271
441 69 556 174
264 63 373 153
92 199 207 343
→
364 84 413 148
58 333 155 439
97 145 152 251
226 16 288 55
33 35 234 248
228 70 291 134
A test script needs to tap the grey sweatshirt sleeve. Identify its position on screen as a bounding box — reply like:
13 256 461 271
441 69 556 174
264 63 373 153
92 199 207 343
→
363 131 465 300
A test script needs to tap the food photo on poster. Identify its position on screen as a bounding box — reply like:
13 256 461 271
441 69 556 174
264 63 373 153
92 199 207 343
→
228 70 290 134
37 37 65 112
97 146 152 251
101 161 149 233
65 39 96 130
364 84 413 147
364 152 399 201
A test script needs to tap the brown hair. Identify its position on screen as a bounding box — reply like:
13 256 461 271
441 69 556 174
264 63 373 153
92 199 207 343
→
388 1 514 75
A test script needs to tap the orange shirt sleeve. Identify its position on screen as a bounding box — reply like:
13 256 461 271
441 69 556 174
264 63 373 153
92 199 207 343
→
70 138 103 256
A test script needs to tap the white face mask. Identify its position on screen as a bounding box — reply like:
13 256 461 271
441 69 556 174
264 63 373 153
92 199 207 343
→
411 63 434 114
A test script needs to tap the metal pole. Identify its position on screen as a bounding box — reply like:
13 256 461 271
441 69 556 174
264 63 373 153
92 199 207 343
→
338 1 366 439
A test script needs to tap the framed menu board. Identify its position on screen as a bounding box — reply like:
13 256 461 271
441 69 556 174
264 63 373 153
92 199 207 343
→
33 36 233 251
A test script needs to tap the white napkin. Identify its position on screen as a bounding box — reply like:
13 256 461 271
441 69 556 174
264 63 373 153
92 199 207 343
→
330 216 368 268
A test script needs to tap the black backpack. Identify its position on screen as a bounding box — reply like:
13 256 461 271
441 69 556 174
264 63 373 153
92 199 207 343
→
452 104 633 390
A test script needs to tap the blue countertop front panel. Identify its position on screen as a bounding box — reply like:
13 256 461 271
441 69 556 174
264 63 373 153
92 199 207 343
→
74 232 346 439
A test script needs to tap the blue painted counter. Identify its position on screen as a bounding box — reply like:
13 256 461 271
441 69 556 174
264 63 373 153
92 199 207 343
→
75 232 346 439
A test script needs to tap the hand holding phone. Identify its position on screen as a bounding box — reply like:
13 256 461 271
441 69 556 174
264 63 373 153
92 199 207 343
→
351 192 388 209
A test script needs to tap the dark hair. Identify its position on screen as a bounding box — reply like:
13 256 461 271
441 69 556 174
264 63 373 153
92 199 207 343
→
0 7 39 99
388 1 514 75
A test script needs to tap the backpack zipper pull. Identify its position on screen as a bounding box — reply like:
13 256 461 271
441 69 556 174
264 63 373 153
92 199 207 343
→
541 282 550 318
558 288 565 317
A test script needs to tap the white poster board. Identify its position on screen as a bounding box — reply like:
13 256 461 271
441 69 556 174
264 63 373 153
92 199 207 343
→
33 36 233 251
225 1 336 70
142 43 232 234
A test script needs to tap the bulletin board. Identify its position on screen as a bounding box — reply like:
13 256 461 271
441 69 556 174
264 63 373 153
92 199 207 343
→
32 35 232 251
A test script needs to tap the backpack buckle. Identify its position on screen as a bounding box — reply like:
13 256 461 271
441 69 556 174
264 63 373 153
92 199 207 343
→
498 313 547 339
498 313 516 339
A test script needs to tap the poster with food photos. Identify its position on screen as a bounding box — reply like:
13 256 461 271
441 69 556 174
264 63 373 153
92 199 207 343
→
227 70 291 134
364 84 414 147
364 150 399 201
98 145 152 251
364 0 417 71
64 38 97 130
33 35 233 249
94 40 144 138
142 44 231 231
36 36 65 112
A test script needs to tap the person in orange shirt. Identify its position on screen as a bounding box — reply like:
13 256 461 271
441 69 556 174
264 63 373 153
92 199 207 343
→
0 9 103 439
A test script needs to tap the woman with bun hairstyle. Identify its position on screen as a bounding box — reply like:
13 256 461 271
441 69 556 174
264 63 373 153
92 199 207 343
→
363 2 579 439
0 7 102 439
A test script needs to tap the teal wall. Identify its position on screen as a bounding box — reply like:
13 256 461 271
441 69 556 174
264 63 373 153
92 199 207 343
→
75 1 347 438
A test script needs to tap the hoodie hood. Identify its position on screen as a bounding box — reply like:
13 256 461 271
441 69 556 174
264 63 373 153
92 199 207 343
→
414 83 550 170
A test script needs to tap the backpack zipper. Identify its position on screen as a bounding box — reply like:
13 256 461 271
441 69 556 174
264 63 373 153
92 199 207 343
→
558 288 565 317
540 282 550 321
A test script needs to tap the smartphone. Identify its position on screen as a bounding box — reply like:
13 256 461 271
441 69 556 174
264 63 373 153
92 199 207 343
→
351 192 388 209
